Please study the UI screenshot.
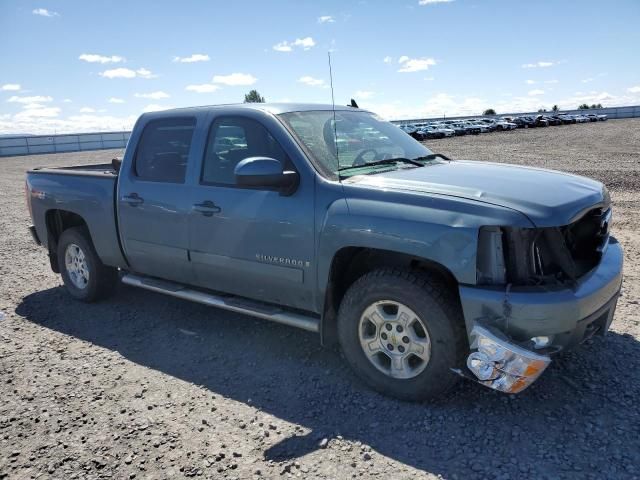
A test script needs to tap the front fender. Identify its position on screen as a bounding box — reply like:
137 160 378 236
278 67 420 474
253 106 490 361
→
316 187 534 311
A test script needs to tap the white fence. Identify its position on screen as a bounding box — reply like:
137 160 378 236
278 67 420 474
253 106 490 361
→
390 105 640 125
0 131 130 157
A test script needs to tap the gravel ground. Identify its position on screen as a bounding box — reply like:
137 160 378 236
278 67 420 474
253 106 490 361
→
1 119 639 479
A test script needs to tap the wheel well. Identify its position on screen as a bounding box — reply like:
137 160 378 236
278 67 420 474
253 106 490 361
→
321 247 459 346
45 210 88 273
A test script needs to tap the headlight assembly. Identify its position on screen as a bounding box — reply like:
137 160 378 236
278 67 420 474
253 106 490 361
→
467 325 551 393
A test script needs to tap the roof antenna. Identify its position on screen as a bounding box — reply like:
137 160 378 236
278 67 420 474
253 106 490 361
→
328 51 339 168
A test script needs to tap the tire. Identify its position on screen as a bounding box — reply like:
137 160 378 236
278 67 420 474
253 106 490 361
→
57 227 118 302
337 268 466 401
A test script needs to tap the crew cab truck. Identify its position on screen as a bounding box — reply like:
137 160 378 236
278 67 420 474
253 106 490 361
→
26 103 623 400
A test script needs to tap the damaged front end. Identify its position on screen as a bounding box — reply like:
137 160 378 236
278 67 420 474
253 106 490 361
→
478 206 611 289
462 205 615 393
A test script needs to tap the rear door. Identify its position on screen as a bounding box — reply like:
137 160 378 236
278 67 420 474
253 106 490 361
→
117 115 201 283
187 112 316 310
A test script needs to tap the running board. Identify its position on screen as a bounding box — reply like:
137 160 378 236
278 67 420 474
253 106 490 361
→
121 273 319 333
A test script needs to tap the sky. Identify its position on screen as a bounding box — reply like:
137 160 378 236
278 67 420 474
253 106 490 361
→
1 0 639 134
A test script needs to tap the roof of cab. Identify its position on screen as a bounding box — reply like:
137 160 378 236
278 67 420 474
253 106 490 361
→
141 103 369 117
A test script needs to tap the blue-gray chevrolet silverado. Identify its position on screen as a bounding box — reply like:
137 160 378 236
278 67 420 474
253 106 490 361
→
25 103 623 400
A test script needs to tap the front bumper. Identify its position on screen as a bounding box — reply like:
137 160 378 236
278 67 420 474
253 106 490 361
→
458 237 623 392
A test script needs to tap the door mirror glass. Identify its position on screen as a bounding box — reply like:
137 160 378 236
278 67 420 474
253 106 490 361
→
234 157 299 194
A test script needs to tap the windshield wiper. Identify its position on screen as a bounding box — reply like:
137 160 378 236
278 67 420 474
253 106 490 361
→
337 153 451 172
414 153 452 161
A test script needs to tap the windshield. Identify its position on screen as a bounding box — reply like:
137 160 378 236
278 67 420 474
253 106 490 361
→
279 110 433 179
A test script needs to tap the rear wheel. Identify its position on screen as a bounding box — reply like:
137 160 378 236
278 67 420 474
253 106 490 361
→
337 268 466 401
57 227 118 302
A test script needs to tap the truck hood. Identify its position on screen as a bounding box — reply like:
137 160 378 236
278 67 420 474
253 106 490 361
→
344 160 608 227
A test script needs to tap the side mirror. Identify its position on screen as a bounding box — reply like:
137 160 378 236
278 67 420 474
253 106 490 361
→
234 157 299 195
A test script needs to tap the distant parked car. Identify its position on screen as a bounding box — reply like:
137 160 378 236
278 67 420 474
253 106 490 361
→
532 115 550 127
433 121 466 136
586 114 607 122
554 115 575 125
510 116 535 128
428 125 456 137
453 121 481 135
418 126 445 139
400 125 427 141
462 120 491 133
541 115 562 126
478 118 517 131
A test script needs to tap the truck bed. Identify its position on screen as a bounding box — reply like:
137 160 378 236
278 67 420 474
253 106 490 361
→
29 162 118 177
26 162 127 269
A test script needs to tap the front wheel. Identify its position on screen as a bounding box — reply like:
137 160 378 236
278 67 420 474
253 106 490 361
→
57 227 118 302
337 269 466 401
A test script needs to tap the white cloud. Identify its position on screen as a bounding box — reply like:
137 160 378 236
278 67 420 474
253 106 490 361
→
383 56 392 64
526 79 536 85
522 61 556 68
544 79 559 84
318 15 335 23
135 68 156 79
273 42 293 52
628 86 640 94
398 56 436 73
79 107 95 113
62 98 72 103
424 76 435 81
273 37 316 52
528 89 545 96
134 91 170 99
1 84 21 91
7 95 53 104
14 106 61 119
212 73 257 86
582 78 595 84
79 54 124 64
173 54 210 63
32 8 58 17
418 0 454 4
108 97 125 104
354 90 374 99
99 68 136 79
293 37 316 49
185 84 220 93
298 76 326 87
99 67 156 79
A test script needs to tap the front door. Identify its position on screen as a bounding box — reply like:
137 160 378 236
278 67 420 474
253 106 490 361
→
118 116 198 283
188 115 315 310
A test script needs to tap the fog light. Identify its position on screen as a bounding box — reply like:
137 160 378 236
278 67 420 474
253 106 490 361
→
467 326 551 394
531 336 552 349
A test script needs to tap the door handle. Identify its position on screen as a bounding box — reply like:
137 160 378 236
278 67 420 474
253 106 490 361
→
122 193 144 206
192 200 221 216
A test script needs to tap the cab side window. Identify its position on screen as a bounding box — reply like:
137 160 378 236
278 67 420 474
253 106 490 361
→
201 116 289 186
134 117 196 183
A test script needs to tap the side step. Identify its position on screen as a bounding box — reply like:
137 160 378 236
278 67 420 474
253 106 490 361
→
121 273 320 333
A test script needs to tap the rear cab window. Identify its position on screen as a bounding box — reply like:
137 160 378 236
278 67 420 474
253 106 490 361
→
134 117 197 183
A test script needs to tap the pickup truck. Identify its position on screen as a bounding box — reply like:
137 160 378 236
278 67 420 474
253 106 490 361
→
25 103 623 400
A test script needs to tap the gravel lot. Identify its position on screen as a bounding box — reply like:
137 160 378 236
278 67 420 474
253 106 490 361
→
1 119 639 479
